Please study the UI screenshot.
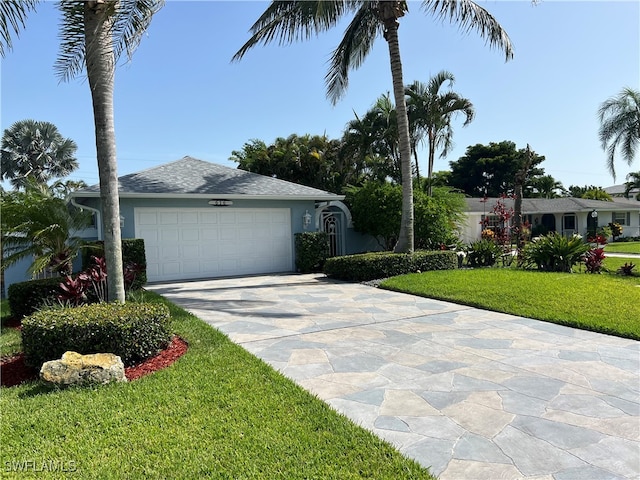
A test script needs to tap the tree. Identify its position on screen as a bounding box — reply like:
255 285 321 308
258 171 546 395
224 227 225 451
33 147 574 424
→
1 119 78 189
598 87 640 179
233 0 513 253
448 141 545 197
581 188 612 201
230 134 344 193
406 71 474 196
342 94 402 184
565 184 601 198
624 171 640 200
0 0 38 57
1 1 165 301
1 181 92 277
529 174 565 198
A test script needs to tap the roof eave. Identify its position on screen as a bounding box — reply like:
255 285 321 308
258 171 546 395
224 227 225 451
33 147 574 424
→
70 192 345 201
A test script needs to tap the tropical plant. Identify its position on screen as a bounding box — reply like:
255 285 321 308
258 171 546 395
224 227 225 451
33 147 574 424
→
0 0 38 57
624 171 640 200
584 247 606 274
529 174 565 198
581 188 612 201
406 71 474 195
598 87 640 179
617 262 636 276
466 239 502 267
414 187 466 249
233 0 513 253
1 119 79 189
230 134 344 192
521 232 590 273
1 182 92 277
609 222 623 240
1 0 165 302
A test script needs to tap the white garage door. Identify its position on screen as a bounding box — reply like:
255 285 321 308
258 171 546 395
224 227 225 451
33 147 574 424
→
135 208 292 282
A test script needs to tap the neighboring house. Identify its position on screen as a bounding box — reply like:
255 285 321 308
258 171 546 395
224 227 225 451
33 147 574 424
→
461 196 640 243
3 156 378 292
604 183 640 200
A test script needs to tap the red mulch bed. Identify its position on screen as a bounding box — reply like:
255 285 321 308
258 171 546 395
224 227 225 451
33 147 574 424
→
1 331 188 388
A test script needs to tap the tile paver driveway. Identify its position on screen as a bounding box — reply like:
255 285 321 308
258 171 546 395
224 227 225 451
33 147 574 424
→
148 273 639 479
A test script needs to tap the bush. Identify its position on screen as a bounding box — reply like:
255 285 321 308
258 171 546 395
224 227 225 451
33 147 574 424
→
22 302 171 368
295 232 330 273
82 239 147 290
466 239 503 267
323 250 457 282
584 247 606 274
7 277 63 319
521 232 590 272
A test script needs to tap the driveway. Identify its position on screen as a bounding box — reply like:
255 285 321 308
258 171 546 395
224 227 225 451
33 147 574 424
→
148 274 639 479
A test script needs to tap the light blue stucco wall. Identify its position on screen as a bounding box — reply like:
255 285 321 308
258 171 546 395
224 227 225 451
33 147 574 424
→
3 196 381 295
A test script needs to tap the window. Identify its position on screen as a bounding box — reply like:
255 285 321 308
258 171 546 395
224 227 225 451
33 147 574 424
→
612 212 631 226
563 214 576 231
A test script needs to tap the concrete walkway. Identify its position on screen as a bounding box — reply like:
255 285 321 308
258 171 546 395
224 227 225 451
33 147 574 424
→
148 274 639 479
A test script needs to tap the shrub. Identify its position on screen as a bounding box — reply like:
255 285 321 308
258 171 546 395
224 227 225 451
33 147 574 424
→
466 239 503 267
22 302 171 368
617 262 636 276
323 250 457 282
584 247 606 274
608 222 623 240
7 277 63 319
521 233 590 272
82 239 147 290
295 232 330 273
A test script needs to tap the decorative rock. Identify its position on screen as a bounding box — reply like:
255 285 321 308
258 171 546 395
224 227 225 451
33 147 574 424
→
40 351 127 386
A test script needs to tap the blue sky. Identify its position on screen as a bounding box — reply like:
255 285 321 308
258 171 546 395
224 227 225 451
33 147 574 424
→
2 1 639 190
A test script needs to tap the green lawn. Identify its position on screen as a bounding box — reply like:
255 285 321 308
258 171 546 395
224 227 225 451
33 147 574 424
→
605 241 640 254
602 256 639 274
382 268 640 340
1 300 21 358
1 293 433 479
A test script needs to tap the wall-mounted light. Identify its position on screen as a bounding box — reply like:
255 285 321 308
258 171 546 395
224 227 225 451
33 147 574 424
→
303 210 312 229
208 199 233 206
120 215 125 228
590 209 598 219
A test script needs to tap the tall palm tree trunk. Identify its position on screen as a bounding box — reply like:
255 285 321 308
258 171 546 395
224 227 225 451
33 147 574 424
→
382 9 413 253
427 128 436 197
85 1 125 302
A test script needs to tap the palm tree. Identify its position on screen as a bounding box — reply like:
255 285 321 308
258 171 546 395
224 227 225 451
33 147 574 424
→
0 0 38 57
1 1 164 301
598 87 640 180
529 174 564 198
406 71 474 196
1 119 79 190
1 181 92 277
624 171 640 200
234 0 513 253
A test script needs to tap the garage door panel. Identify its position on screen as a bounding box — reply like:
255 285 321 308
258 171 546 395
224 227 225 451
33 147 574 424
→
136 207 292 282
159 212 179 224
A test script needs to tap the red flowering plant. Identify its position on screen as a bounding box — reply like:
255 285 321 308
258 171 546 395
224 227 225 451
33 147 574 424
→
584 247 606 274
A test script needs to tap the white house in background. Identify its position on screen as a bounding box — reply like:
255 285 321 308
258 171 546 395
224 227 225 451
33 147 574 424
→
604 183 640 200
461 196 640 243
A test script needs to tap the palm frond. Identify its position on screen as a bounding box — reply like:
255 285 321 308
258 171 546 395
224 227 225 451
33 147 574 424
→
55 0 163 82
233 1 354 62
0 0 38 57
54 1 87 82
421 0 514 61
326 4 381 104
112 0 164 63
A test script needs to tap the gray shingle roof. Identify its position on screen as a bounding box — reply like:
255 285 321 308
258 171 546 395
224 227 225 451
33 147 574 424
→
465 197 640 214
75 156 343 200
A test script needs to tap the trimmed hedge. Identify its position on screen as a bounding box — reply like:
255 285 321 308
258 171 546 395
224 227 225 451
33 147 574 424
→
323 250 457 282
295 232 330 273
82 238 147 290
22 302 172 368
7 277 62 320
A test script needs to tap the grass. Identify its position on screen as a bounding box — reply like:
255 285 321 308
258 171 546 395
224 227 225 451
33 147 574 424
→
0 292 433 480
1 300 21 358
382 268 640 340
602 256 639 274
605 241 640 254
